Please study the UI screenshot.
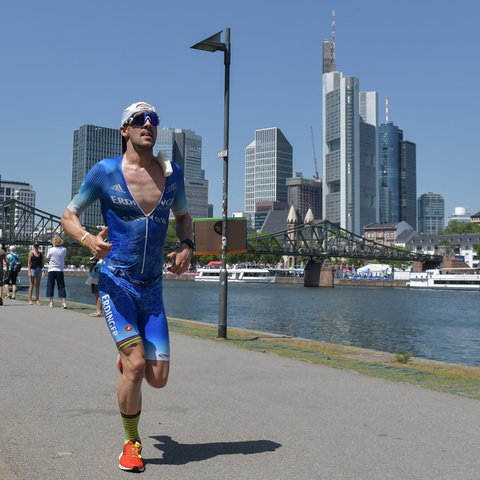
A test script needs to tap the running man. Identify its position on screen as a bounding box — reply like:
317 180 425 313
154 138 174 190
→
61 101 193 472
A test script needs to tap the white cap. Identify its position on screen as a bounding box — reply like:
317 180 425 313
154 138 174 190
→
9 245 16 252
121 101 156 126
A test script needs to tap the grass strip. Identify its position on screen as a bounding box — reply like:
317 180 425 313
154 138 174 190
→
168 317 480 400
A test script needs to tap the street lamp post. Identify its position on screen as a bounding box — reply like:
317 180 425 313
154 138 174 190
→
191 29 231 339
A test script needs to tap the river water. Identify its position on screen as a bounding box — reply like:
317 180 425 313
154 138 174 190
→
24 273 480 367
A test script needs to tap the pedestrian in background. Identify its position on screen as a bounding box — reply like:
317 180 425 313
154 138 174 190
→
0 244 8 306
46 235 68 309
4 245 22 300
86 257 103 317
28 241 45 305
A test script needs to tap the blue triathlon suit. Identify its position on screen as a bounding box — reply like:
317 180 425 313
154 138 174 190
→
67 155 188 361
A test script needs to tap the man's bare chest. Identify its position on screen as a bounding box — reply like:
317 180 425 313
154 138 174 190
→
124 170 166 214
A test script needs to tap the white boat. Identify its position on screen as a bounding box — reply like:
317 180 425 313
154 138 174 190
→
407 269 480 290
195 263 276 284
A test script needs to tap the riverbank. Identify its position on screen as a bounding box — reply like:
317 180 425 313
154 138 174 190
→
48 270 410 287
10 292 480 399
161 272 409 287
59 270 408 287
167 317 480 399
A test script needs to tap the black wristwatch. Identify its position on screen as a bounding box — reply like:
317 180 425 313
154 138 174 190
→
181 239 195 250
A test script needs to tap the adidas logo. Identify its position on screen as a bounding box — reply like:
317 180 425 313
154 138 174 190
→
111 184 125 193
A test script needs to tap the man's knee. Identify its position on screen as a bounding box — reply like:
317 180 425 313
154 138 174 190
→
147 376 168 389
121 353 146 382
145 361 169 388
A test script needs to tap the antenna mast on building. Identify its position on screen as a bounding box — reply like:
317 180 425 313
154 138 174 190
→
331 9 336 68
385 95 389 123
310 126 320 182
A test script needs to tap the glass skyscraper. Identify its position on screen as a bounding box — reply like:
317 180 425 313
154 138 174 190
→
71 125 122 227
400 140 417 229
417 192 445 233
378 122 417 228
156 128 208 219
244 127 293 230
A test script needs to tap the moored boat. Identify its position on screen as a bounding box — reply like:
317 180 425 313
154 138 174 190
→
407 269 480 290
195 263 276 284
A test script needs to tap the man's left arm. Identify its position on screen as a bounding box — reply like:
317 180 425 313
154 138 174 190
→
166 212 193 274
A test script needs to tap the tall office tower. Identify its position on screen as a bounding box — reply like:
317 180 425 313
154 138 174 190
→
378 122 399 223
322 68 378 235
359 91 378 229
0 180 36 240
156 128 209 219
72 125 122 227
378 122 417 227
417 192 445 233
286 174 322 221
400 140 417 228
244 127 293 230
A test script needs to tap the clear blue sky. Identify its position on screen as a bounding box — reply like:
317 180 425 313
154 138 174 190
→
1 0 478 222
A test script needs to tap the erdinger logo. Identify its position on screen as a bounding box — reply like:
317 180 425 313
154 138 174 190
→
111 196 137 207
165 183 176 194
160 198 174 207
101 294 118 336
150 215 167 225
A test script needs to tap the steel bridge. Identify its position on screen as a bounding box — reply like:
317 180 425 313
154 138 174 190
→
246 220 442 264
1 199 64 246
1 199 442 267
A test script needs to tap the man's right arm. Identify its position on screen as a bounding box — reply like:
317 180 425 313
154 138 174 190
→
61 208 112 259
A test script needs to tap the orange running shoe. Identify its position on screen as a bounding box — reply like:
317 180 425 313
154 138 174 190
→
119 440 144 472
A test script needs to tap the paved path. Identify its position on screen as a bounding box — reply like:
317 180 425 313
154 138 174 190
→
1 298 479 479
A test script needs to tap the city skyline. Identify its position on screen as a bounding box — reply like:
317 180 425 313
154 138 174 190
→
0 1 478 222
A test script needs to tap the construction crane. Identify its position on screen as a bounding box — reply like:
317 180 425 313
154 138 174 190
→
310 126 320 181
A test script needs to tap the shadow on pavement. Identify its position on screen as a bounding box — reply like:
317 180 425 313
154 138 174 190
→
149 435 281 465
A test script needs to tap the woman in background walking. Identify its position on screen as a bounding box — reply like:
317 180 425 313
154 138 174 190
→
28 241 44 305
46 235 68 308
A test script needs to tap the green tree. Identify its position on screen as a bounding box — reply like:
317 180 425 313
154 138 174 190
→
165 220 179 251
437 221 480 259
438 221 480 234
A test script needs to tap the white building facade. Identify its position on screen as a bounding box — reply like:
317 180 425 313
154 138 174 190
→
0 179 36 241
244 127 293 230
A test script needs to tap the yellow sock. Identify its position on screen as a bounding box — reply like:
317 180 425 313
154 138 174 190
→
121 411 141 443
